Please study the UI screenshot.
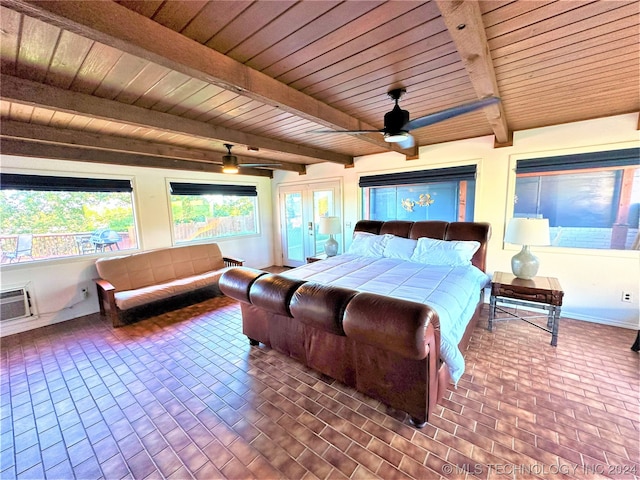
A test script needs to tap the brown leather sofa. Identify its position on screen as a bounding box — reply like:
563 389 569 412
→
219 220 490 427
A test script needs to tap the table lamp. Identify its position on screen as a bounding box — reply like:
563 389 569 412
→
318 216 341 256
504 217 550 280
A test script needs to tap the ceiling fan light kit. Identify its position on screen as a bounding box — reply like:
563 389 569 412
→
384 131 410 143
222 163 239 174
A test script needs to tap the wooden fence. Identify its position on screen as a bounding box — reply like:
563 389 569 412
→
173 215 256 242
0 231 134 262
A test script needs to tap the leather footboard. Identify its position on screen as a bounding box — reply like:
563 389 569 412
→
220 266 482 427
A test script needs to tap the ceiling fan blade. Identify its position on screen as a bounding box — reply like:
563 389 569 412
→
308 129 382 134
404 96 501 131
397 134 415 149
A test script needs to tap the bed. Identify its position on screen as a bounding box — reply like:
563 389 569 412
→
219 219 491 426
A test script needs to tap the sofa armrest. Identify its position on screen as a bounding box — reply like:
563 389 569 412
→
94 278 122 327
224 256 244 267
95 278 114 289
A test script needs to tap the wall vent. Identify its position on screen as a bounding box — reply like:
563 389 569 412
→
0 287 32 322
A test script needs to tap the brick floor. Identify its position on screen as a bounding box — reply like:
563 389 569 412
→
1 295 638 479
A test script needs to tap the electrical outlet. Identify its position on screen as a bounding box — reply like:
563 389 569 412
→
81 287 89 299
622 291 632 303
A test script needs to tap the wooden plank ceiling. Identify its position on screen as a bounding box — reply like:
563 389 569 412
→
0 1 638 177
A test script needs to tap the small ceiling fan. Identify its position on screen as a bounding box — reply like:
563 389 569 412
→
311 88 500 149
221 144 281 173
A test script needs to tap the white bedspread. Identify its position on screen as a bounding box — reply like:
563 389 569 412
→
282 254 490 383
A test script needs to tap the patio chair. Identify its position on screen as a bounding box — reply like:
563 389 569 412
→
75 234 94 255
2 234 33 263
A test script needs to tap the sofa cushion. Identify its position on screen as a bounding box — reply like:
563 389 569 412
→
115 283 173 310
96 243 224 291
171 269 226 292
113 270 223 310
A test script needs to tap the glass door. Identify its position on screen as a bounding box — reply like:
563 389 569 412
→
282 190 304 265
279 181 341 267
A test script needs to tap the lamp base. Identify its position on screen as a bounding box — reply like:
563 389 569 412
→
324 236 338 257
511 245 539 280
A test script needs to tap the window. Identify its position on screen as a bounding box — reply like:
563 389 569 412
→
360 165 476 222
0 174 138 263
514 148 640 250
169 182 258 243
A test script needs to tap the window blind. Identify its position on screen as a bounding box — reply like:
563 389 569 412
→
0 174 132 192
358 165 476 188
169 182 257 197
516 148 639 174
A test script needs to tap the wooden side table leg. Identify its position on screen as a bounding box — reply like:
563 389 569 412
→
551 306 561 347
488 295 496 332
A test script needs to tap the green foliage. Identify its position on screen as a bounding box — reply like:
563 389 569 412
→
0 190 255 238
212 196 253 216
0 190 135 234
170 195 257 242
171 196 210 224
171 195 254 222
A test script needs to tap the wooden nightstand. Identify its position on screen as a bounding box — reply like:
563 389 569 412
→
306 253 328 263
489 272 564 346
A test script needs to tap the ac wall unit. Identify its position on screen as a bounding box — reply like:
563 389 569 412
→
0 287 32 322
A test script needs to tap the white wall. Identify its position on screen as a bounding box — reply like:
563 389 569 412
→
2 114 638 335
273 113 640 330
0 156 275 336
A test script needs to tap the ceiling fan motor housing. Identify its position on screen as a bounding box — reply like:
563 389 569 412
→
384 104 410 134
223 154 238 167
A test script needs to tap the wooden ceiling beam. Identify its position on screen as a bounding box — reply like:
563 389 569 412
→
434 0 512 146
1 0 406 154
0 74 343 166
0 138 274 178
0 120 306 174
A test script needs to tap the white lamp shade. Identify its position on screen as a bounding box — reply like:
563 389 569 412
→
504 218 550 246
318 216 341 235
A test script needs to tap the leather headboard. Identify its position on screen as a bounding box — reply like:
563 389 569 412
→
353 220 491 272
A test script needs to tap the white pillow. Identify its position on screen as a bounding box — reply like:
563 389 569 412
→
348 233 390 258
410 237 480 266
383 235 418 261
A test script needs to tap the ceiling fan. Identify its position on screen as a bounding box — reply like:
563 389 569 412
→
221 144 281 173
312 89 500 149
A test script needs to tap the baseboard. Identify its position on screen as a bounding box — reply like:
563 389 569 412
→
1 314 71 337
560 310 638 330
480 297 638 331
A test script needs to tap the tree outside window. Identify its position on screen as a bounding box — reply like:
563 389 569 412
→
170 194 258 243
0 175 138 263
